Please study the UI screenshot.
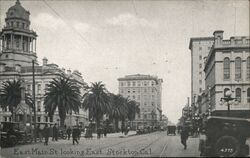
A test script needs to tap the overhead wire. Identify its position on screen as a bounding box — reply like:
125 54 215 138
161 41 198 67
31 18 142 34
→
42 0 98 54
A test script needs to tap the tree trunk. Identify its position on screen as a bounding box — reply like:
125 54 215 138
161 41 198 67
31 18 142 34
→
114 118 119 132
60 118 65 128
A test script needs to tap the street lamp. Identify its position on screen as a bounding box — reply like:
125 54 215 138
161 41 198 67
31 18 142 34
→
220 90 238 115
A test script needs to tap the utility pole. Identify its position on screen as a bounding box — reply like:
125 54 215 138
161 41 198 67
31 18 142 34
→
32 60 37 142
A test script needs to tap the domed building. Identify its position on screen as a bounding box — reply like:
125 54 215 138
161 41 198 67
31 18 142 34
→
0 0 88 128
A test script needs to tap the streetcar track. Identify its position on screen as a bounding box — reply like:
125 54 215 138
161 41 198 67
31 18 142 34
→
159 136 171 157
94 132 162 152
130 132 167 157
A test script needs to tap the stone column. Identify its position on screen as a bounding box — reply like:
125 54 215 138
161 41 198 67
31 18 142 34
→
11 34 13 49
35 39 36 52
21 35 23 52
31 38 33 53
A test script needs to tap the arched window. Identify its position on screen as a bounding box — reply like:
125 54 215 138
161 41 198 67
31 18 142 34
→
224 88 230 97
223 57 230 79
235 88 241 102
247 57 250 79
235 57 242 80
247 88 250 103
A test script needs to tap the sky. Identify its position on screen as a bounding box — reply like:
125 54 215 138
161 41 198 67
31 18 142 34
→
0 0 249 124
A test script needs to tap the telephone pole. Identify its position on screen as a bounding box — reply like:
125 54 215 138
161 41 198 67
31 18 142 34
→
32 60 37 142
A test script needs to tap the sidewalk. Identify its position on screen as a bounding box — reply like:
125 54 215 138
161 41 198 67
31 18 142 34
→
247 138 250 156
91 130 137 138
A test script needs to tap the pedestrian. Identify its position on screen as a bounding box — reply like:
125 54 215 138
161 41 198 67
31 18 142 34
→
43 124 50 145
180 126 189 150
72 126 79 145
77 126 81 140
103 127 107 138
52 123 58 141
66 127 72 140
97 127 101 139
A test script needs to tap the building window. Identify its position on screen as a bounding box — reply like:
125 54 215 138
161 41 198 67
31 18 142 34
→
27 84 31 94
16 22 19 28
132 82 136 86
144 81 147 86
120 82 124 86
132 89 135 93
22 23 25 29
199 64 202 68
132 95 135 99
37 84 41 94
235 88 241 102
138 81 141 86
128 89 130 93
37 117 41 122
199 80 202 84
152 95 155 99
199 47 202 51
11 21 13 27
152 88 154 93
138 114 140 118
138 95 140 100
199 88 202 93
45 116 48 122
247 88 250 103
199 55 202 60
235 57 242 80
120 90 124 93
144 102 147 106
151 81 155 86
224 88 230 97
152 102 154 106
223 57 230 79
37 101 41 112
127 82 131 87
16 38 20 49
4 117 7 122
144 114 147 119
144 88 147 93
247 57 250 79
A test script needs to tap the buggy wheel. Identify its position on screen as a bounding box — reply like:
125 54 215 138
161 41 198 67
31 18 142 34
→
215 135 240 157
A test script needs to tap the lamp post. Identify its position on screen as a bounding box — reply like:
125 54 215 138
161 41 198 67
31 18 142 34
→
32 60 37 142
220 90 237 116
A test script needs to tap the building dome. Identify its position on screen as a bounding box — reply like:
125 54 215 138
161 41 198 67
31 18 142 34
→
6 0 30 21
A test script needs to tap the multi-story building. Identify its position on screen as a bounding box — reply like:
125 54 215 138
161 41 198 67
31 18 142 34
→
204 30 250 117
0 0 88 126
118 74 163 129
189 37 214 104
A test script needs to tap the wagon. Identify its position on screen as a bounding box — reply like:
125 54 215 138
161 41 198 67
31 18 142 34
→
167 125 176 135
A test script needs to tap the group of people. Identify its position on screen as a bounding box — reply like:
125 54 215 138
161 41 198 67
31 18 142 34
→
66 126 81 145
42 123 59 145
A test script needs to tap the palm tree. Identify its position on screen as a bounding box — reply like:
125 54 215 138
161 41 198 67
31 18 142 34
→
127 99 140 121
44 76 81 127
127 99 140 128
109 94 128 132
82 82 111 130
0 80 33 121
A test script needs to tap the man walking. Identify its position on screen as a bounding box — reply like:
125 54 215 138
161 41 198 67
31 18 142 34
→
66 127 72 140
52 123 58 141
180 126 189 150
72 126 79 145
43 124 50 145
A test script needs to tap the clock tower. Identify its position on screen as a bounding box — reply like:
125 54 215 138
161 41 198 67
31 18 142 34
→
0 0 38 67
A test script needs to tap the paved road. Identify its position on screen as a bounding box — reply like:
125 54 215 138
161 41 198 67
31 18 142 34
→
0 131 200 157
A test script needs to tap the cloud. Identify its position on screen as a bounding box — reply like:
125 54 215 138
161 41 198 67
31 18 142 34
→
72 21 97 34
32 13 65 30
106 13 158 29
32 13 95 34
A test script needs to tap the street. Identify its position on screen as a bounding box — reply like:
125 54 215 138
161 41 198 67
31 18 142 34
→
0 131 200 157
